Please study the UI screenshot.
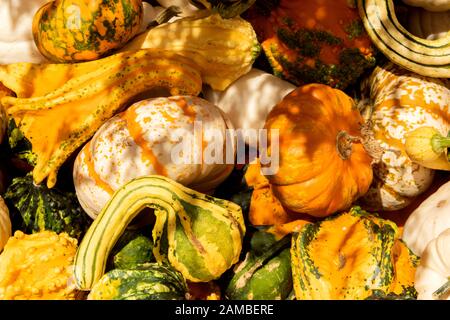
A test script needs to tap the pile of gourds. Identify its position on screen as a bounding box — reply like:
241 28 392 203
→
0 0 449 300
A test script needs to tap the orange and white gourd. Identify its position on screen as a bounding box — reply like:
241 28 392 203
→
0 0 49 64
74 96 235 218
361 63 450 211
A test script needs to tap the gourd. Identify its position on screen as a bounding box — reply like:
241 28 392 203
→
0 231 78 300
0 197 11 252
225 231 293 300
73 176 245 290
415 228 450 300
73 96 235 219
402 180 450 256
360 63 450 211
88 263 188 300
0 49 202 188
263 84 373 217
291 207 418 300
245 0 376 89
403 0 450 11
120 13 260 91
407 7 450 40
4 174 90 240
110 231 154 270
32 0 143 62
203 69 296 131
0 0 48 64
357 0 450 78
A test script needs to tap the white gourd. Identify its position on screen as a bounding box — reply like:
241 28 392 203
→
403 0 450 12
407 7 450 40
203 69 296 131
74 96 235 218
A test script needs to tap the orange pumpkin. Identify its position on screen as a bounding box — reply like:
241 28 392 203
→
264 84 373 217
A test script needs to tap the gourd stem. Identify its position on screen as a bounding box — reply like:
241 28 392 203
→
433 278 450 300
431 133 450 154
336 131 360 160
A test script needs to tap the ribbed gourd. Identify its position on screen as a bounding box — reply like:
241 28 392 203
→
74 176 245 291
32 0 143 62
73 96 235 219
88 263 188 300
291 207 418 300
121 13 260 91
360 63 450 211
0 49 202 188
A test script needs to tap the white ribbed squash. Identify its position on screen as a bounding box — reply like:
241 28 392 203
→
0 196 11 252
407 7 450 40
74 96 235 218
361 63 450 211
403 0 450 11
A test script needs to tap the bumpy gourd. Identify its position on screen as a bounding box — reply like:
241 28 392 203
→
0 231 78 300
360 63 450 211
74 176 245 290
121 13 260 91
0 197 11 252
0 49 202 188
291 207 418 299
73 96 235 218
264 84 373 217
32 0 143 62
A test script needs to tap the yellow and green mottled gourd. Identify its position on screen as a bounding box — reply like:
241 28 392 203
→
121 13 260 91
73 175 245 291
33 0 143 62
0 49 202 188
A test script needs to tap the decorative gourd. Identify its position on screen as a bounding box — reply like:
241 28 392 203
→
225 231 293 300
0 0 48 64
245 0 376 89
407 7 450 40
73 176 245 290
415 228 450 300
360 63 450 211
402 180 450 257
4 174 90 240
0 197 11 252
32 0 143 62
73 96 235 218
403 0 450 11
88 263 188 300
358 0 450 78
291 207 418 300
110 232 154 270
156 0 199 16
0 49 202 188
264 84 373 217
120 13 260 91
0 231 78 300
203 69 295 131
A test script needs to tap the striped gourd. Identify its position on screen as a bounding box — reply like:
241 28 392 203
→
73 175 245 291
357 0 450 78
0 49 202 188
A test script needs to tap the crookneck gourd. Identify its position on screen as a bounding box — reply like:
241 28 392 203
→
0 231 78 300
360 62 450 211
358 0 450 78
32 0 143 62
291 207 419 300
73 176 245 290
73 96 235 219
263 84 374 217
0 49 202 188
244 0 376 89
121 13 260 91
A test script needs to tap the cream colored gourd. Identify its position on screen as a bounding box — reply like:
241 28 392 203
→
74 96 235 218
415 228 450 300
0 0 48 64
0 197 11 252
156 0 199 16
361 63 450 211
139 2 165 33
203 69 296 131
407 7 450 40
402 180 450 256
403 0 450 11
